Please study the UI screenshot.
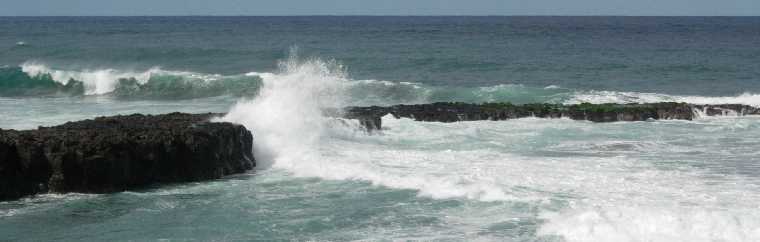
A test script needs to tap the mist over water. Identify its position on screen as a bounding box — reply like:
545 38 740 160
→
2 17 760 241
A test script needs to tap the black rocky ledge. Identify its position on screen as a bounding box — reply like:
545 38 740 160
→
0 113 254 201
344 102 760 130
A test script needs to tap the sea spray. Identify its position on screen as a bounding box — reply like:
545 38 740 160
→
215 54 520 201
218 51 350 169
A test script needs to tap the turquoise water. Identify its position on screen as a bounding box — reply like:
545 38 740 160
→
1 17 760 241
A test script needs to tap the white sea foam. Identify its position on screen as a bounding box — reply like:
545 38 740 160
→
237 102 760 240
216 51 760 241
244 71 276 79
566 90 760 107
539 206 760 242
221 70 760 239
678 93 760 107
373 118 760 241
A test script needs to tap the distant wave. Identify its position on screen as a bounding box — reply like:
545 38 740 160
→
0 64 83 96
3 61 760 107
342 80 760 107
0 62 263 99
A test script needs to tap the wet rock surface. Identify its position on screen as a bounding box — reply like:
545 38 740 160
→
0 113 254 201
344 102 760 130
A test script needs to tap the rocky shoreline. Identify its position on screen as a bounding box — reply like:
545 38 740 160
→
344 102 760 130
2 102 757 201
0 113 255 201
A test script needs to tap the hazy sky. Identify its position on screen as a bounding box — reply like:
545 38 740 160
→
2 0 758 16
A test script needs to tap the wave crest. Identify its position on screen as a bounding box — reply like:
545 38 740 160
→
0 62 263 99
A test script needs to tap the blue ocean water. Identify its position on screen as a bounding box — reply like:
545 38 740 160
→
1 17 760 241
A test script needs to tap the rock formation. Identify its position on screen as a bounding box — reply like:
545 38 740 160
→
344 102 760 130
0 113 254 201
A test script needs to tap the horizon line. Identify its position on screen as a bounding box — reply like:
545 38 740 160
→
1 14 759 17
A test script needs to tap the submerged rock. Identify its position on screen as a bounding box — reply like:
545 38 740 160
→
344 102 760 130
0 113 255 201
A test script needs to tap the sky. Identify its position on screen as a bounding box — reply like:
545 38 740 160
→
1 0 758 16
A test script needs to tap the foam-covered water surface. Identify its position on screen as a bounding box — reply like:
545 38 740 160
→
4 114 759 241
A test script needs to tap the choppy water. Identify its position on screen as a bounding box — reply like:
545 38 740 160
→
1 16 760 241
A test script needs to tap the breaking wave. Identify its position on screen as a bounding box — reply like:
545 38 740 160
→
217 51 760 240
0 62 263 99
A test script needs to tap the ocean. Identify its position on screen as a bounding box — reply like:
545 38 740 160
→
1 16 759 241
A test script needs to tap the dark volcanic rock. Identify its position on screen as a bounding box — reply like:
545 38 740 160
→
692 104 760 116
0 113 254 201
344 102 759 130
